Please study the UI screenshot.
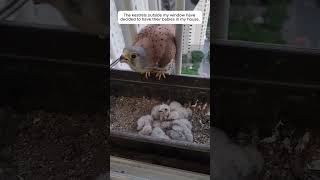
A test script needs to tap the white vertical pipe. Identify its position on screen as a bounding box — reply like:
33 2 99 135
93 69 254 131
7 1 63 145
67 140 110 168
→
148 0 157 10
114 0 136 46
157 0 162 10
175 0 185 75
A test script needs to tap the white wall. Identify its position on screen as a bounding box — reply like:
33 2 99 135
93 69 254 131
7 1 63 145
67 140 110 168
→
110 0 125 61
110 0 131 70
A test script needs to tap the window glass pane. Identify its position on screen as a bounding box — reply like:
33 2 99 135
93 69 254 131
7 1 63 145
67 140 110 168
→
229 0 320 49
110 0 211 149
110 0 210 78
181 0 210 78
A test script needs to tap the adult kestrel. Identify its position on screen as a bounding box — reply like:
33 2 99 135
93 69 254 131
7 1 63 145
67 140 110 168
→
119 24 177 80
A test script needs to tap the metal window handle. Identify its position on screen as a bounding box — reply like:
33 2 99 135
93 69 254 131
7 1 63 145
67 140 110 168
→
0 0 29 20
109 58 120 70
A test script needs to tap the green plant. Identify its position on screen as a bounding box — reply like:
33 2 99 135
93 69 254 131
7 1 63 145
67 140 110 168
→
191 51 204 63
182 66 199 75
181 51 205 75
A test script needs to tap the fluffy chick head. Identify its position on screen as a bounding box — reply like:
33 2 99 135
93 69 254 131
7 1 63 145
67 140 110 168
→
158 104 170 121
169 101 182 111
151 104 169 121
168 107 193 120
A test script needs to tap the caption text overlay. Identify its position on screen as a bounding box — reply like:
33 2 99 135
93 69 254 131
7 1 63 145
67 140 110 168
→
118 11 203 24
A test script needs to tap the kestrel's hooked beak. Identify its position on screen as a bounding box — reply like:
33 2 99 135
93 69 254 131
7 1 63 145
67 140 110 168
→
119 52 130 63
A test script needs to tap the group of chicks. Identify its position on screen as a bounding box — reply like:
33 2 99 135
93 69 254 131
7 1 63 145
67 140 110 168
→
136 101 194 142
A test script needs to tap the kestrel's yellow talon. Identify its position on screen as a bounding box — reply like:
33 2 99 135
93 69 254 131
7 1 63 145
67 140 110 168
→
155 71 166 80
144 72 151 79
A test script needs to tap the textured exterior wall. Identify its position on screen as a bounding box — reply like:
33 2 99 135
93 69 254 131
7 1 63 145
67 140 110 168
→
182 0 210 54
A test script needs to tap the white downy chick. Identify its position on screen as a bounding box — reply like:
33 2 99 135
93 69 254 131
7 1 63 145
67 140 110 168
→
137 115 153 135
168 111 180 120
160 121 172 130
168 107 192 120
151 104 170 121
169 101 183 111
152 120 161 128
167 119 193 142
152 120 171 130
167 125 185 141
151 127 170 140
177 118 192 130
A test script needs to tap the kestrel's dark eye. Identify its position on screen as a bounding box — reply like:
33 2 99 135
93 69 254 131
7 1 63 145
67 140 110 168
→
131 54 136 59
164 108 168 111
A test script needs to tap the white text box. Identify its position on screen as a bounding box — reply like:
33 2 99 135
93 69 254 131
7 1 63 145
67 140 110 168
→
118 11 203 24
